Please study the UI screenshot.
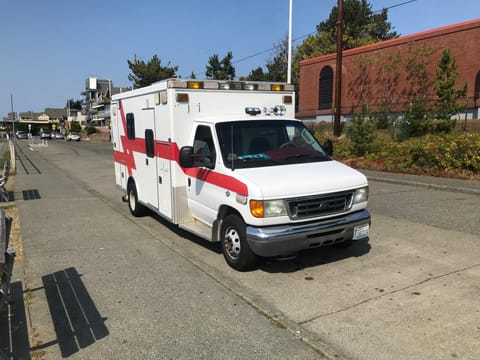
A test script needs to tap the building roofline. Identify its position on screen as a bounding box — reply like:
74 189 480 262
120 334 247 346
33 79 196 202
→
300 18 480 66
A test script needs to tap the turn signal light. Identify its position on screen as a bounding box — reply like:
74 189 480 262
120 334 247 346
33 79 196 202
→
250 200 264 218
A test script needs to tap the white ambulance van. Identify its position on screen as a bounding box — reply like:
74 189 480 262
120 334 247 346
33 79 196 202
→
111 79 370 271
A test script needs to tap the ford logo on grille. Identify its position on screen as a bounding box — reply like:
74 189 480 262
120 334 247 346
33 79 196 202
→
318 202 329 210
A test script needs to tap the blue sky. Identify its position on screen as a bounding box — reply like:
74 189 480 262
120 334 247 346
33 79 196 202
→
1 0 478 117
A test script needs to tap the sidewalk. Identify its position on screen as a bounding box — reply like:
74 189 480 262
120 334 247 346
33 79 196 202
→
360 169 480 195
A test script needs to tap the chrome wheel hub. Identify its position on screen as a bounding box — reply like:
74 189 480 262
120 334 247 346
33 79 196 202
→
224 226 241 259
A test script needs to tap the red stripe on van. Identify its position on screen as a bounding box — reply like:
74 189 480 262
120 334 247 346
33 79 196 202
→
114 107 248 196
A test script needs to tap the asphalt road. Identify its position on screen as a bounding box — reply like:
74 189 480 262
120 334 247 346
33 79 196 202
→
7 139 480 359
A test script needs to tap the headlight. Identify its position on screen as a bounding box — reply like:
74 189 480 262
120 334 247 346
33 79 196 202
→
353 187 369 204
250 199 288 218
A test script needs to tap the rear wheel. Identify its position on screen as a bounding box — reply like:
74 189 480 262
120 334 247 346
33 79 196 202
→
221 214 257 271
127 182 146 217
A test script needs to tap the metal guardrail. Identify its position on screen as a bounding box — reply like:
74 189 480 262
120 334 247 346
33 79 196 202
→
0 211 15 314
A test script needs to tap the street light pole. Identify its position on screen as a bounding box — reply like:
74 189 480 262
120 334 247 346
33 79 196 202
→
287 0 293 84
10 94 15 137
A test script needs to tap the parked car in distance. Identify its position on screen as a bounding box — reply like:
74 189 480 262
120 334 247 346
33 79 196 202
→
16 131 28 139
54 132 64 139
66 132 81 141
40 131 52 140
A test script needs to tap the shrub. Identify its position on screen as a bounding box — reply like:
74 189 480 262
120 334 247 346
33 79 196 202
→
332 138 354 158
345 106 377 156
70 121 82 133
376 133 480 174
85 126 97 135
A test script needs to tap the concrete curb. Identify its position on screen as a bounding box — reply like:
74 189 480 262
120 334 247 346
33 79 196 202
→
359 170 480 195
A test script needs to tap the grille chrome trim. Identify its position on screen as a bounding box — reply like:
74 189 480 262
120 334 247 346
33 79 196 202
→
287 191 354 219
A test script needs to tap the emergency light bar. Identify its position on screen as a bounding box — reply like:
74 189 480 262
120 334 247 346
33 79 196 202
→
167 79 294 92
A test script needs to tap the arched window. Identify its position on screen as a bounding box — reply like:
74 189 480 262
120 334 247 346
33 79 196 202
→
474 71 480 101
319 66 334 110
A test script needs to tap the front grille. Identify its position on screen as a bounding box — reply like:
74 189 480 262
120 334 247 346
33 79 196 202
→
287 191 353 219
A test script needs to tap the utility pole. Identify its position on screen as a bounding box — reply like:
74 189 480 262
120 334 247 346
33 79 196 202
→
10 94 15 137
334 0 344 137
287 0 293 84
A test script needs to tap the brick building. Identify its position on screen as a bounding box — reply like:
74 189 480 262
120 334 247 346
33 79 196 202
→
297 19 480 121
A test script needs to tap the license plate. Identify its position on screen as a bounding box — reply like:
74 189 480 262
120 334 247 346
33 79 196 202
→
353 224 369 240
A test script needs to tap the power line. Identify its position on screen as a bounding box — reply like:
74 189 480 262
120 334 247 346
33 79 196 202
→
194 0 417 78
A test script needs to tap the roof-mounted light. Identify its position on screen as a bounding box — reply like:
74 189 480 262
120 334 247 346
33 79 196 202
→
187 81 203 89
245 107 261 116
203 82 219 89
168 79 187 88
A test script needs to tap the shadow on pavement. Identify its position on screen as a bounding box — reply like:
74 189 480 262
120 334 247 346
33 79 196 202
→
146 208 370 273
0 281 30 359
259 239 371 273
31 267 109 357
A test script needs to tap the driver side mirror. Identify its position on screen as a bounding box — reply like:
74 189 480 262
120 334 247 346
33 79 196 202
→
179 146 194 168
323 139 333 156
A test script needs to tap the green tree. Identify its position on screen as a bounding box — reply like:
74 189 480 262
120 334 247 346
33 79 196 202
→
265 36 289 82
244 36 290 82
434 48 467 132
69 121 82 132
345 104 377 156
127 54 178 88
295 0 398 62
244 67 268 81
67 99 83 110
205 52 235 80
402 44 437 138
405 44 436 100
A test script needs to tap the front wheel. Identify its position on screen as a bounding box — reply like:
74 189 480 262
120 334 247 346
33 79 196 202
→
127 182 146 217
221 214 257 271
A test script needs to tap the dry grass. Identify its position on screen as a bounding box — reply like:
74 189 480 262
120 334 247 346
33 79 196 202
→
3 177 23 260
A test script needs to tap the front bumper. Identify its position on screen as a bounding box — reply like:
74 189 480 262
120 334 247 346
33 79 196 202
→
246 210 371 257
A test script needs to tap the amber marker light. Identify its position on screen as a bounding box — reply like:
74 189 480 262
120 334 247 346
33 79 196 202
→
249 200 264 218
187 81 203 89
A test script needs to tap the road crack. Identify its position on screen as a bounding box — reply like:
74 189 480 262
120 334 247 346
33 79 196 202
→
299 262 480 325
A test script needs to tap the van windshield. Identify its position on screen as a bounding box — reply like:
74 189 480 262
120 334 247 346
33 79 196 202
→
216 120 331 169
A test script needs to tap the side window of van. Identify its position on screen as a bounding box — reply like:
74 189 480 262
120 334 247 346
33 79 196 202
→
145 129 154 158
193 126 216 169
126 113 135 139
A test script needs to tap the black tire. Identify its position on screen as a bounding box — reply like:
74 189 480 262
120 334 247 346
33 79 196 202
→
221 214 257 271
127 182 146 217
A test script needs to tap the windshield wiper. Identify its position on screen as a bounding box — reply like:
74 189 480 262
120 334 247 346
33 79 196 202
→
284 153 330 161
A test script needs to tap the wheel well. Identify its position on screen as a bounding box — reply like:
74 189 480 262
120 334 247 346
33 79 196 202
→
127 177 135 191
213 205 243 242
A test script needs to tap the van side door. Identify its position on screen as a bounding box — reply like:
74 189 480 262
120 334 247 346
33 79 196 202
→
185 124 221 226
